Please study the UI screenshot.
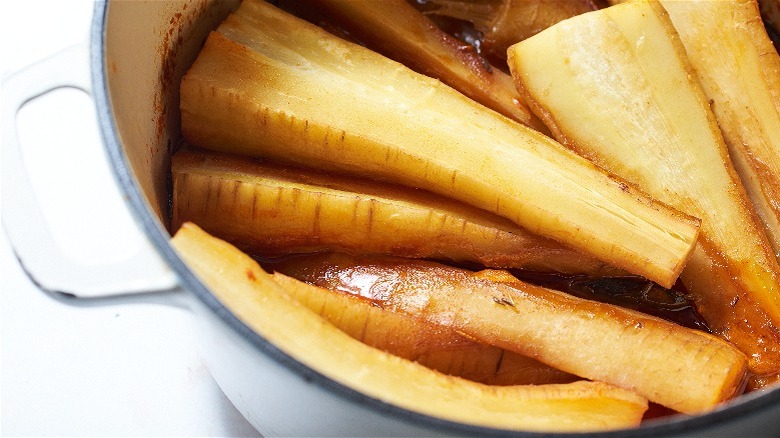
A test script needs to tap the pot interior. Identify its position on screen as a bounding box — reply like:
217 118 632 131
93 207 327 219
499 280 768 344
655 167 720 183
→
103 0 240 228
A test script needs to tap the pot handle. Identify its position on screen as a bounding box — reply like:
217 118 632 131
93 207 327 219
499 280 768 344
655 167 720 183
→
1 44 180 298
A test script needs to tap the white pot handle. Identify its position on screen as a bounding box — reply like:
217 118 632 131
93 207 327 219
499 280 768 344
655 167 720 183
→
1 44 180 298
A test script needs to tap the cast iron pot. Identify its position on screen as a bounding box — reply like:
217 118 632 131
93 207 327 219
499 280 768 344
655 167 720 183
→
4 0 780 436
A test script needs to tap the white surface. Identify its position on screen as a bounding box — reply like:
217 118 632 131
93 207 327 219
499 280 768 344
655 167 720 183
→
1 1 260 436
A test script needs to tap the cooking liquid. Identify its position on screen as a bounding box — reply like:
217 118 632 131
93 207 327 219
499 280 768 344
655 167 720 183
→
509 270 711 333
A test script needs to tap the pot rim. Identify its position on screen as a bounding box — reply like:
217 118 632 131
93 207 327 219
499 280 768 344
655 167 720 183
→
88 1 780 436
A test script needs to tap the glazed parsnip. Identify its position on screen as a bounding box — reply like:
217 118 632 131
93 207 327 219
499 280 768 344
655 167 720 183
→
305 0 546 131
171 149 624 276
270 272 576 385
180 0 700 288
659 0 780 261
274 252 748 415
171 223 648 431
507 0 780 386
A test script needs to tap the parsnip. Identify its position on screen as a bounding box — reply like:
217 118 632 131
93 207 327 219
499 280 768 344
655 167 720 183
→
419 0 597 62
659 0 780 261
171 222 648 431
172 149 624 276
274 252 748 415
180 0 700 288
507 0 780 386
270 271 575 385
304 0 546 131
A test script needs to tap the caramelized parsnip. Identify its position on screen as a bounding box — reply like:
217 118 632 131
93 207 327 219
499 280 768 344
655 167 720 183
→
275 252 749 414
419 0 598 62
171 223 648 431
172 149 624 276
271 271 576 385
180 0 700 287
659 0 780 261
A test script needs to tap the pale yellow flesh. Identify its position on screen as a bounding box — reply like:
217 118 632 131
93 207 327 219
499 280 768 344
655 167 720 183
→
171 149 624 276
270 272 576 386
306 0 546 131
275 252 748 415
171 223 648 431
508 0 780 384
180 0 700 288
660 0 780 261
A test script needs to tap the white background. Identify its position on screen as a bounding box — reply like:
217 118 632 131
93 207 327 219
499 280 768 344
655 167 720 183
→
1 1 260 435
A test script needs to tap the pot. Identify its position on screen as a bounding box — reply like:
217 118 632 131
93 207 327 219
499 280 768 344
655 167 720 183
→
3 0 780 436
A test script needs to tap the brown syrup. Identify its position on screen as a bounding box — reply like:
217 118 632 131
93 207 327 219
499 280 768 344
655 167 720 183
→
510 270 711 333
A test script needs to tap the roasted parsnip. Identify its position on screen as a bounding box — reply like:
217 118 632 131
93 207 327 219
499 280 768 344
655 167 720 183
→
274 252 748 415
172 149 624 276
271 271 575 385
303 0 545 131
418 0 597 62
508 0 780 386
171 223 648 431
659 0 780 261
180 0 700 288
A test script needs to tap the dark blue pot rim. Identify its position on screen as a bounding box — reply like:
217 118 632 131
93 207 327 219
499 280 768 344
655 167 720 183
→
88 1 780 436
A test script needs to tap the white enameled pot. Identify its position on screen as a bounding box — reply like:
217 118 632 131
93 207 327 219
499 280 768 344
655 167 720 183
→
3 1 780 436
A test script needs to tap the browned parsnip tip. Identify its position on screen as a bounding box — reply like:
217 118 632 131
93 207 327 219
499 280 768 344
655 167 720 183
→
759 0 780 51
418 0 598 62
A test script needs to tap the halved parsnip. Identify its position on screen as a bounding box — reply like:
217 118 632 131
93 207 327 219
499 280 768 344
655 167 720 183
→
659 0 780 261
274 252 748 415
270 271 576 385
180 0 700 288
171 149 624 276
171 222 648 431
304 0 546 131
508 0 780 387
